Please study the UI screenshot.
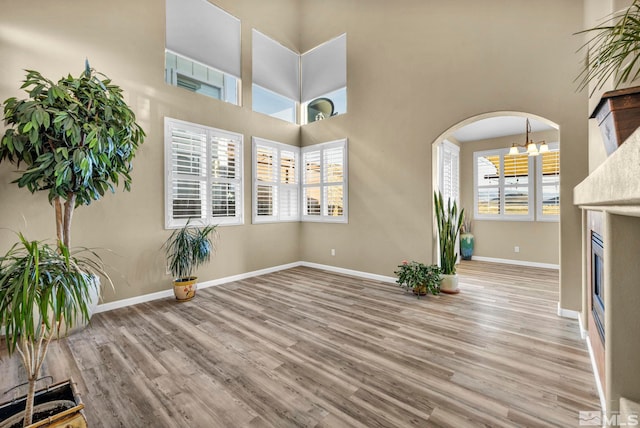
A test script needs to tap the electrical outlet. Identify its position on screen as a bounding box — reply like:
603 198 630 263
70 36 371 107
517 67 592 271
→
514 246 520 253
331 248 336 256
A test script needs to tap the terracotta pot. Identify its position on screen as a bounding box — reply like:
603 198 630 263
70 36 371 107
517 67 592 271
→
173 277 197 301
412 284 428 296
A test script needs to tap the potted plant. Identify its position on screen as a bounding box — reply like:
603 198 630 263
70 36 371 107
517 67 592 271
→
0 234 107 427
460 215 474 261
576 0 640 155
434 191 464 294
394 260 441 298
1 61 145 248
164 221 218 301
0 62 145 323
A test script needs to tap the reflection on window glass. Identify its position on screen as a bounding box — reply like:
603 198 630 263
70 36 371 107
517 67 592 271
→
165 51 239 105
252 84 296 123
305 87 347 124
304 187 321 216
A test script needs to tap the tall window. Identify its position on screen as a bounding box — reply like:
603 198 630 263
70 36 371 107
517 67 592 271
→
302 139 348 222
165 0 241 105
252 138 300 223
537 143 560 221
165 118 243 228
474 146 559 221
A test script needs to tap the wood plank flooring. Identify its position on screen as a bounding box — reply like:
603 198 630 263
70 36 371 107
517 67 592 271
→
0 261 600 427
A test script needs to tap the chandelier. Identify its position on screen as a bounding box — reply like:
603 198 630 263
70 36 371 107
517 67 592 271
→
508 118 549 156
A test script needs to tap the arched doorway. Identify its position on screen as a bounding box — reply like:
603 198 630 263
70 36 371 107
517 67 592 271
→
431 111 560 269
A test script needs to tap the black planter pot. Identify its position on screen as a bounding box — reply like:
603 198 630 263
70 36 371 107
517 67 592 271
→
0 379 86 428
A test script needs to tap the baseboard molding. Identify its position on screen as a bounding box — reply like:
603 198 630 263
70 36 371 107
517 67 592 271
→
94 261 302 314
578 313 587 340
557 303 580 320
300 261 397 284
585 335 607 414
471 256 559 270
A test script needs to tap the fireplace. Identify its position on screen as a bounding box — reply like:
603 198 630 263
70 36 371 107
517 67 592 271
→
591 231 605 344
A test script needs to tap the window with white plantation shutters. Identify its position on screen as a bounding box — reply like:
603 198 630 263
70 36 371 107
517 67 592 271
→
165 118 243 228
302 139 348 222
252 138 300 223
473 144 561 223
537 142 560 221
439 140 459 206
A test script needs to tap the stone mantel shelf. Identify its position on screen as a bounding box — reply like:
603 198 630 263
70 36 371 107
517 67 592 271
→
574 128 640 209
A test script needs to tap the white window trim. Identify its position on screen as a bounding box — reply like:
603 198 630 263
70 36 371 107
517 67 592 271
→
165 117 244 229
252 137 300 224
473 148 534 221
536 142 560 222
301 139 348 223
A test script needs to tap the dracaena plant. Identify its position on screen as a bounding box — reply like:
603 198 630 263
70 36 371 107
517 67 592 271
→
434 191 464 275
164 221 218 281
0 234 109 426
0 61 145 248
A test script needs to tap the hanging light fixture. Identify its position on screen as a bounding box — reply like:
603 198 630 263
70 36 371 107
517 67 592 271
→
508 118 548 156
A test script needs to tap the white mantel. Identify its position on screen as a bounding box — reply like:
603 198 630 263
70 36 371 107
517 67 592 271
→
574 128 640 210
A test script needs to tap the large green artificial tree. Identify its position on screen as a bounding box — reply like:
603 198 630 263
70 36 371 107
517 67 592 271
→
0 61 145 247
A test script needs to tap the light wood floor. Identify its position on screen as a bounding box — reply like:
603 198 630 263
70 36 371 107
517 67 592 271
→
0 261 600 427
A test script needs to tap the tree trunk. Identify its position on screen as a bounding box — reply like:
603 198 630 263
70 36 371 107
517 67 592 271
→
62 193 76 248
23 376 36 427
54 197 63 243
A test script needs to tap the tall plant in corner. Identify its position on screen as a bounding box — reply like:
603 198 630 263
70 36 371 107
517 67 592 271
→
434 191 464 294
0 61 145 248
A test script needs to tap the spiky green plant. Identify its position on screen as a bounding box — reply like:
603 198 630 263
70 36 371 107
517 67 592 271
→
164 221 218 281
434 191 464 275
576 0 640 95
0 234 108 426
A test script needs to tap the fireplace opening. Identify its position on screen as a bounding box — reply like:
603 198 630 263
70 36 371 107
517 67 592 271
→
592 231 605 344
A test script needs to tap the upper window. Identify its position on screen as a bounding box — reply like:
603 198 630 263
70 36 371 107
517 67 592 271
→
474 146 559 221
302 139 348 222
252 30 299 123
252 138 300 223
301 34 347 124
536 143 560 221
165 0 240 105
165 118 243 228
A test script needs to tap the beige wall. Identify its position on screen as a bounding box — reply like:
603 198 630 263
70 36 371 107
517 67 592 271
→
299 0 587 310
459 130 560 265
0 1 589 311
0 0 302 303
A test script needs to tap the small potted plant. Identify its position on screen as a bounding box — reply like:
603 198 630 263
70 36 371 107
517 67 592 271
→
394 260 441 298
434 191 464 294
164 221 218 301
0 234 107 427
576 0 640 155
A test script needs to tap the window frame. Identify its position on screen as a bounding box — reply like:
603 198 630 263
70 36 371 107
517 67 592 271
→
252 137 300 223
536 142 560 222
473 148 535 221
165 117 244 229
301 139 348 223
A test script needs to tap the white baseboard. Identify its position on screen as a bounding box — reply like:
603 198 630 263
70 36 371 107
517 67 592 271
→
557 303 580 320
94 261 302 314
300 261 397 284
578 313 587 340
585 335 607 414
471 256 559 270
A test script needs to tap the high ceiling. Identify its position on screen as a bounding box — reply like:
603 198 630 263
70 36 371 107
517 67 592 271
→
451 116 557 143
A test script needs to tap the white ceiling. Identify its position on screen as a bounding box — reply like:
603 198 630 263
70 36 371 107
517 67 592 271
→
451 116 556 143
